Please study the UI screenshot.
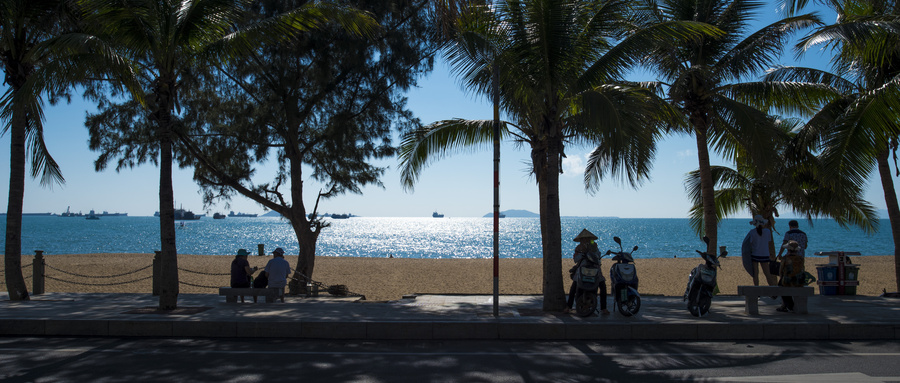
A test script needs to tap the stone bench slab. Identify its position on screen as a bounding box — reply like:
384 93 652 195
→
218 287 283 303
737 286 814 315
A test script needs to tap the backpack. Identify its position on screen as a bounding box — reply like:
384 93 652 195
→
253 272 269 288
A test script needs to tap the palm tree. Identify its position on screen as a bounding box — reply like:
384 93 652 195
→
1 0 134 300
684 118 878 238
399 0 710 311
0 0 64 301
80 0 375 309
766 0 900 289
642 0 820 254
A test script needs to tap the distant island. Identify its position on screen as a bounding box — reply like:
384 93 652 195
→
261 211 282 217
482 209 539 218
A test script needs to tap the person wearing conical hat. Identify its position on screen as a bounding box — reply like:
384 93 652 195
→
564 229 609 315
573 229 598 243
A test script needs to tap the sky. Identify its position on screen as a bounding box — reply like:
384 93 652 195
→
1 2 897 219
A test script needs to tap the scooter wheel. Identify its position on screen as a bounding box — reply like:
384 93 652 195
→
688 292 712 317
698 294 712 316
576 291 597 317
618 294 640 317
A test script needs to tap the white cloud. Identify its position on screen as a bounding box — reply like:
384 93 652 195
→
562 152 587 177
677 149 695 159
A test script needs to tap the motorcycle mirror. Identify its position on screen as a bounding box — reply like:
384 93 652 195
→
632 245 639 251
703 236 710 245
613 236 621 244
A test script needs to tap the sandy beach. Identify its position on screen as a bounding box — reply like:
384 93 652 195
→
1 253 895 301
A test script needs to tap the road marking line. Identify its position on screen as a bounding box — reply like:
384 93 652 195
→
2 348 900 358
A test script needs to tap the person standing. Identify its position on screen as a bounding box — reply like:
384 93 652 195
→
777 240 806 312
741 215 777 286
265 247 292 301
777 220 808 258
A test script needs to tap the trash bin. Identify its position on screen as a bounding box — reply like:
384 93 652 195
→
843 265 860 295
816 265 838 295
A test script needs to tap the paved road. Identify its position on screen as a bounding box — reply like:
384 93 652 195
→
2 338 899 382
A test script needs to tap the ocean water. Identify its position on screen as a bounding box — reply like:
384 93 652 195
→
1 216 893 259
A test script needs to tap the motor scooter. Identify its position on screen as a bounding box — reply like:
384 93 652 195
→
683 236 727 317
606 236 640 316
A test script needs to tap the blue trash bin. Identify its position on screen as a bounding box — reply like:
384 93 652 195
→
817 265 838 295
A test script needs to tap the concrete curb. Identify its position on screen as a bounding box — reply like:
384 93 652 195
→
1 293 898 341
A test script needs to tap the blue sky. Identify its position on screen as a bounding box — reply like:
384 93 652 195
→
1 2 897 219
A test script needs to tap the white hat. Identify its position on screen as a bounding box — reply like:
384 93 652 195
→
749 215 768 226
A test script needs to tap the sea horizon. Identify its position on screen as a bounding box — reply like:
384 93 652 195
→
0 215 892 259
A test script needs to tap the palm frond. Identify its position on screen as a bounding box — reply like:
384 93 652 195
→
717 13 822 81
398 119 507 190
685 166 751 236
723 80 840 117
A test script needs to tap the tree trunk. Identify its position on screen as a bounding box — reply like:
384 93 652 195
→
155 76 179 310
876 149 900 292
288 223 320 295
695 127 718 254
533 136 565 312
4 103 30 301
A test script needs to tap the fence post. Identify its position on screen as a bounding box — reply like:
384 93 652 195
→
33 250 44 295
258 244 265 256
153 251 161 296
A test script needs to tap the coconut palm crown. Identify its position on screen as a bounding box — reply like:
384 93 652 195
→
400 0 715 311
641 0 821 253
772 0 900 290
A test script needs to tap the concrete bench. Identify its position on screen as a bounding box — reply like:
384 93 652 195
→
218 287 283 303
736 286 814 314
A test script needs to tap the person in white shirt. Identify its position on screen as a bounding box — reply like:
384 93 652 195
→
264 247 292 301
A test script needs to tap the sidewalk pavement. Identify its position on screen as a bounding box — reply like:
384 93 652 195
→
1 292 898 340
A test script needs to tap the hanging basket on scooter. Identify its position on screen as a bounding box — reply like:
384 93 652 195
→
577 265 603 290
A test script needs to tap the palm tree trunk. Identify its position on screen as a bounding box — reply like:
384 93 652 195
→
695 128 718 254
4 106 30 301
876 148 900 292
533 137 565 312
155 76 179 310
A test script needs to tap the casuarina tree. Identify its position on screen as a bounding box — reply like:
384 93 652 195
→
83 0 374 309
171 0 433 294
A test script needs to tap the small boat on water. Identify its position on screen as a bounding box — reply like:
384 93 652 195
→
229 211 258 217
331 213 351 219
97 211 128 217
213 213 226 219
60 206 82 217
433 211 444 218
154 208 203 220
86 210 100 220
175 208 203 220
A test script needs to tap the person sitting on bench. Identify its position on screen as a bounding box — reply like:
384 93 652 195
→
265 247 291 300
230 248 258 288
229 248 259 303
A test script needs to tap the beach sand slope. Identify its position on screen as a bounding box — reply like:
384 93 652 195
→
1 254 893 302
